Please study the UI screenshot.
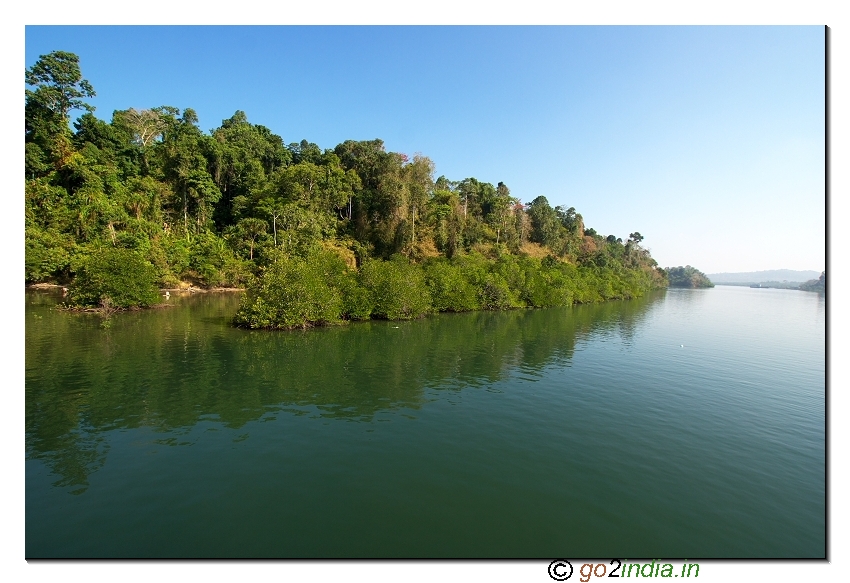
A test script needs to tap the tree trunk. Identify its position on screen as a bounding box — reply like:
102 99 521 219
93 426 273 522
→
183 189 189 242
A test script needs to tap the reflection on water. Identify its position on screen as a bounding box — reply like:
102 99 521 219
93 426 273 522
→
26 287 823 558
26 290 663 491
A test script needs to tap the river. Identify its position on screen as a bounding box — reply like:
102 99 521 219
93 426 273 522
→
25 285 825 557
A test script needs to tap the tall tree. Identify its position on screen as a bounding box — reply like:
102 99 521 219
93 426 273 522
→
404 154 435 244
528 196 561 248
157 108 220 238
26 51 96 172
25 51 95 122
236 217 267 260
488 182 515 245
112 108 170 148
207 111 290 228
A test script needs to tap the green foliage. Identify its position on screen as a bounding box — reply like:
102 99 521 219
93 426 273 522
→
68 247 160 308
423 258 480 312
521 259 575 308
359 257 432 320
666 265 714 288
26 51 95 121
274 205 334 257
189 231 244 287
234 249 347 329
25 51 671 321
161 234 192 280
339 271 375 320
799 272 825 293
528 196 561 248
478 273 519 310
25 226 76 282
26 142 52 178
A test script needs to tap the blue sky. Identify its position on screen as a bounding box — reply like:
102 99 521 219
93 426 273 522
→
24 25 825 273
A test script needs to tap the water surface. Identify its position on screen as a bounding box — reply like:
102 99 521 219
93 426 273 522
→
25 286 825 557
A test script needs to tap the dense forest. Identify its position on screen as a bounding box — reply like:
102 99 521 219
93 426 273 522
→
26 51 669 328
665 266 714 288
798 272 825 293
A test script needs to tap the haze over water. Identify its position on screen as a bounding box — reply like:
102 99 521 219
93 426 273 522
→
25 286 824 557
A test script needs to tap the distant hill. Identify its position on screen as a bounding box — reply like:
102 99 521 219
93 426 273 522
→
706 270 821 284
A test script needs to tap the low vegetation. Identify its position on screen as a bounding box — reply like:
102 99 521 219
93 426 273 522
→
66 246 161 308
235 249 662 329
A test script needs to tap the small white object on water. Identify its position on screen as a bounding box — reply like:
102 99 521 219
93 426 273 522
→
164 291 170 299
680 344 684 348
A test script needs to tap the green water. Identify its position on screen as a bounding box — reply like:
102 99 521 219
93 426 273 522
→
25 286 825 558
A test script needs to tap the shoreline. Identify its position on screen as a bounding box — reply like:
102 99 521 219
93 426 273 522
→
27 282 245 293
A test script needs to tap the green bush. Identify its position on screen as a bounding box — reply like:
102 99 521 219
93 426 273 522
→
594 267 619 300
450 252 490 303
219 257 256 288
163 234 191 281
68 247 161 308
478 272 521 310
189 231 232 287
423 258 479 312
25 226 76 282
359 256 432 320
573 267 603 304
232 245 663 331
523 262 574 308
491 254 527 297
233 249 347 329
339 272 374 320
666 265 714 288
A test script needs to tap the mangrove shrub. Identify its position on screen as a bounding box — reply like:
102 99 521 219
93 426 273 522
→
68 247 160 308
359 256 432 320
233 249 347 329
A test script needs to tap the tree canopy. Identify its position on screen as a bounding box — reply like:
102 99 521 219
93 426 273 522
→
25 51 671 320
665 266 714 288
